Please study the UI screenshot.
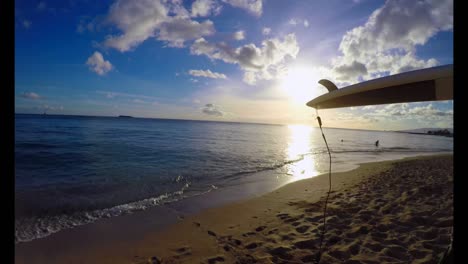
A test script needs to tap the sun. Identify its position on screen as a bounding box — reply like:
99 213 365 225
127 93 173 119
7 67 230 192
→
279 65 321 104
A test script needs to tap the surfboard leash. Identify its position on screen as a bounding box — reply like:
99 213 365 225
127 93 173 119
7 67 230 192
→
315 108 332 264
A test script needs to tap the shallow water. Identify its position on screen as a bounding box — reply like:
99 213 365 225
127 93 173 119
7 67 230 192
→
15 114 453 243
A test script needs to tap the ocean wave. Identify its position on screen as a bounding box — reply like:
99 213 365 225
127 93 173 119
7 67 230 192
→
15 182 192 244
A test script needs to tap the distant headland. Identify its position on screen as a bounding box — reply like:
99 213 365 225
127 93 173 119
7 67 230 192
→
118 115 133 118
396 128 453 137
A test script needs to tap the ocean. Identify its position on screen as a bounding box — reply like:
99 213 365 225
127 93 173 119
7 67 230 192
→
15 114 453 243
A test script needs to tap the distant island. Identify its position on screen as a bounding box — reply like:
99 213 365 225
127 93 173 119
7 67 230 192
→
118 115 133 118
396 128 453 137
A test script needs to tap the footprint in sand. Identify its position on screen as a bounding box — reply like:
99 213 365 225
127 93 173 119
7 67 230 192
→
269 246 293 260
294 238 319 249
362 241 382 253
305 215 322 223
291 221 301 227
255 226 266 232
148 256 161 264
295 225 310 233
242 231 256 237
174 246 192 256
245 242 259 249
381 245 409 260
267 228 278 235
229 238 242 246
301 254 317 263
207 256 225 264
280 234 294 241
328 249 350 261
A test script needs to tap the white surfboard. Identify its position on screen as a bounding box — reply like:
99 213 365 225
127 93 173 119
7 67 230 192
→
306 64 453 109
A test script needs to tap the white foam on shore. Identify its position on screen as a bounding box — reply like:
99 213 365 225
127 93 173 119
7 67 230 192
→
15 183 191 243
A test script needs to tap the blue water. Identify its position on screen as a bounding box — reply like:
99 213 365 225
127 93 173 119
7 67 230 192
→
15 114 453 243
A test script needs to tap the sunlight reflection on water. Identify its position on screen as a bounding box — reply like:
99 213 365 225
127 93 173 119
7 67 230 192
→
285 124 320 182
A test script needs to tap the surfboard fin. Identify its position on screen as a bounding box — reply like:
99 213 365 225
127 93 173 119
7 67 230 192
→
318 79 338 93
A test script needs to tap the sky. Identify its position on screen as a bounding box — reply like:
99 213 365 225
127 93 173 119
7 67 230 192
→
15 0 453 130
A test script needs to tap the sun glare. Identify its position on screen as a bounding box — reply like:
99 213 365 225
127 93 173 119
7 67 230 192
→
285 124 319 182
279 66 321 104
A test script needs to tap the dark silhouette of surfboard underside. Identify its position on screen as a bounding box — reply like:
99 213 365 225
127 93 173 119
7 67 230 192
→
306 64 453 109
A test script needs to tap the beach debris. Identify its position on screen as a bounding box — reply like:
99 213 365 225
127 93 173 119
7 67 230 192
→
207 230 217 237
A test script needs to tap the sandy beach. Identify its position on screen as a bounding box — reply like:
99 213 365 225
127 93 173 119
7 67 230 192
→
15 154 453 264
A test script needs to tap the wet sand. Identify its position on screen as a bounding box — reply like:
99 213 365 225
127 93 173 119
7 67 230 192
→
15 154 453 264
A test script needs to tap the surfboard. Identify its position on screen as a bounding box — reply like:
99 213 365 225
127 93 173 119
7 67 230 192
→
306 64 453 109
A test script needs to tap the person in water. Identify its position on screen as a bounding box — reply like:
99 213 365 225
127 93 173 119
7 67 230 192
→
375 140 379 147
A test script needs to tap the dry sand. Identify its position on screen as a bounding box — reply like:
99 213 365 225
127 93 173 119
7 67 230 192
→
125 154 453 264
15 154 453 264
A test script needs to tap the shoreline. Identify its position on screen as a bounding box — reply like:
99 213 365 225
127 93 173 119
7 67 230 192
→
15 154 453 263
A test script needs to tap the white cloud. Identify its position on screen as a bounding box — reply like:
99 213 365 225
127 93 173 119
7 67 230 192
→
20 92 41 100
22 20 31 29
191 0 222 17
289 18 309 28
369 103 452 122
262 27 271 35
77 17 95 34
105 92 116 98
329 0 453 84
36 1 55 12
133 99 146 104
96 90 163 101
190 33 299 85
102 0 215 51
37 104 63 111
157 18 215 48
288 19 298 26
86 51 113 75
333 61 368 81
37 1 47 11
189 69 227 79
202 103 224 116
222 0 262 16
233 30 245 40
406 104 452 117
